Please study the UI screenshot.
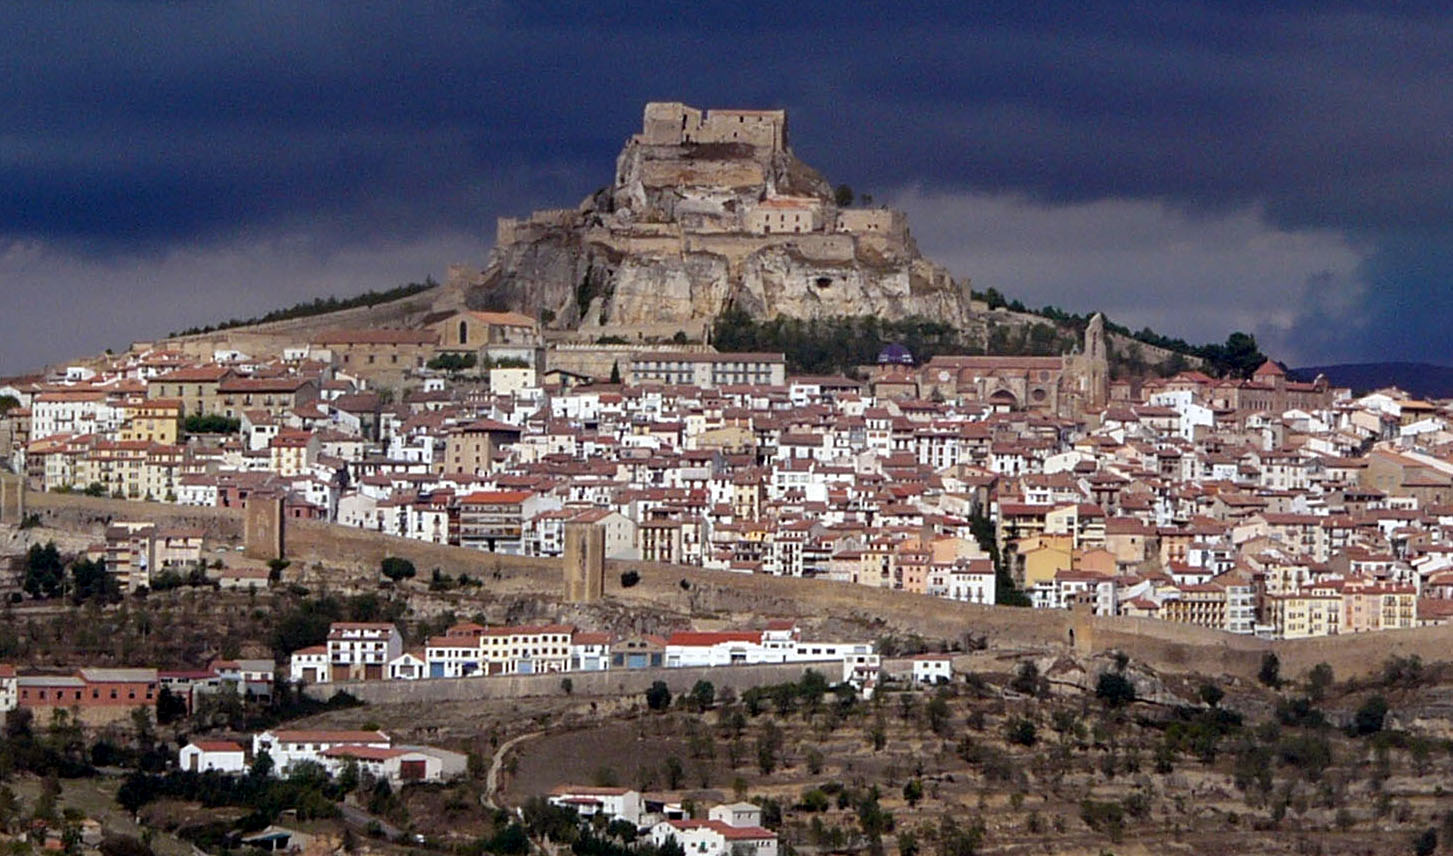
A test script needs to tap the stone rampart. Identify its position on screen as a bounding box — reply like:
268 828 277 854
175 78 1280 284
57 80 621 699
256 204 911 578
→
25 490 243 541
12 492 1453 683
304 661 836 704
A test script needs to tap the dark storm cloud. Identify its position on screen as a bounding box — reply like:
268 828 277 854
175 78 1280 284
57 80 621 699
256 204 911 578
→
2 1 1451 370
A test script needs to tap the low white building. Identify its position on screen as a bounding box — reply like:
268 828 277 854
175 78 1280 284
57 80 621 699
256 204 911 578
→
318 744 466 785
650 819 778 856
252 729 390 776
387 651 427 681
0 665 17 712
548 786 644 826
707 803 762 829
911 654 954 685
570 632 613 672
288 646 331 684
179 740 247 773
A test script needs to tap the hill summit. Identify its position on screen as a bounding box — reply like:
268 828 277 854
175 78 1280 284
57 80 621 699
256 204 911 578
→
444 102 976 339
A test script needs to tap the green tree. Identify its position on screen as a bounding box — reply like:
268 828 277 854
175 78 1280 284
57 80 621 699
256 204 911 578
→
609 362 623 384
1352 695 1388 736
1095 672 1136 708
1010 661 1040 696
1413 827 1437 856
1258 652 1282 688
902 779 923 807
70 557 118 605
1307 663 1334 702
834 184 855 207
663 756 685 790
926 692 952 736
756 720 783 775
690 680 715 712
1005 717 1037 747
182 414 241 435
380 557 416 582
1198 682 1224 708
24 542 66 599
646 681 672 711
1204 331 1266 379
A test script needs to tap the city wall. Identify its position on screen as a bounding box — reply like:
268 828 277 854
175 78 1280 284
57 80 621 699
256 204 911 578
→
305 661 837 705
11 493 1453 684
26 489 244 541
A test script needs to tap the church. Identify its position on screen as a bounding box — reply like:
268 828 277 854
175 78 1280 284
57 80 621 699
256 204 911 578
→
873 314 1110 419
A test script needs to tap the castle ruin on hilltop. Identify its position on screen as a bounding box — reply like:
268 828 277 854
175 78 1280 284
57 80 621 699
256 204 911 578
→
477 102 969 340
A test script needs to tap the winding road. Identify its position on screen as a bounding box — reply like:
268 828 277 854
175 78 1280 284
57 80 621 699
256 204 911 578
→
484 730 544 810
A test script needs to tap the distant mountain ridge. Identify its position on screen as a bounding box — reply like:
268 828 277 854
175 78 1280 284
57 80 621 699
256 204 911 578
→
1288 362 1453 399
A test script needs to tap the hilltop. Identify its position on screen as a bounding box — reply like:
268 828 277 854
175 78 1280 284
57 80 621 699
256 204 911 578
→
134 103 1238 378
440 102 977 342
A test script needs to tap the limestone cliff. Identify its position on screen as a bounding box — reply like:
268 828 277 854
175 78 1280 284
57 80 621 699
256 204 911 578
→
448 102 978 338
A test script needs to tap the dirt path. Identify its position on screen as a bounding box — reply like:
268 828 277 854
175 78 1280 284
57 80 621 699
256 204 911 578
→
485 730 543 810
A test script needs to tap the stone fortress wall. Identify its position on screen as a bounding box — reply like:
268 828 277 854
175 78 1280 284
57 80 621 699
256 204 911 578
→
12 488 1451 687
306 661 825 704
638 102 788 150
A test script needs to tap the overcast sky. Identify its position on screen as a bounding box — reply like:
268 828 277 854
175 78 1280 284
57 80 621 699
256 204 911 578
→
3 2 1450 373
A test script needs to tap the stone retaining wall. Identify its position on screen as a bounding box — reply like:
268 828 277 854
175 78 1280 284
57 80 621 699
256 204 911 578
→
305 661 840 704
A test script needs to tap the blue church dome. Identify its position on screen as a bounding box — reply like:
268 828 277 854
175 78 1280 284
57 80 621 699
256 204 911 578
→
877 343 914 365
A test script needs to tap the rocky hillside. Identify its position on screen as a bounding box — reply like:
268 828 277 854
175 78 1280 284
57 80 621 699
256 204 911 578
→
446 104 978 338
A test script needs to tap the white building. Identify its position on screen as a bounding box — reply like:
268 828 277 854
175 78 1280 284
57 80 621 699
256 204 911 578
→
387 652 427 681
179 740 247 773
288 646 331 684
650 819 778 856
0 665 16 712
251 729 390 776
708 803 763 829
548 787 644 826
326 622 403 681
911 655 954 685
318 744 466 785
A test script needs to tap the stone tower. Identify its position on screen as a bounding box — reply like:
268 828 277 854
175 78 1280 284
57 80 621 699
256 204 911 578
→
243 492 286 561
0 472 25 524
1083 313 1109 409
563 522 605 602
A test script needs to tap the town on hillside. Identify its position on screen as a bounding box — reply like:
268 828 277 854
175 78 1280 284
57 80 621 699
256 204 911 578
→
3 301 1447 642
6 101 1453 856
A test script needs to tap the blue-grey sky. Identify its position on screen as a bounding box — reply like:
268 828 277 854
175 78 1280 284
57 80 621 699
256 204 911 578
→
3 2 1450 373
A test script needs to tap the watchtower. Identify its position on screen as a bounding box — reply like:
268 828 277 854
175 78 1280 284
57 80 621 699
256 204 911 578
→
0 472 25 524
563 522 605 602
243 492 286 561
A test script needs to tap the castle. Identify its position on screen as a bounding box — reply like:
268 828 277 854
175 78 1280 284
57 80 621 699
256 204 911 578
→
482 102 968 339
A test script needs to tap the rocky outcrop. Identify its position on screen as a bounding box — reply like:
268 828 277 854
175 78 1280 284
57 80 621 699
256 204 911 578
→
450 102 978 337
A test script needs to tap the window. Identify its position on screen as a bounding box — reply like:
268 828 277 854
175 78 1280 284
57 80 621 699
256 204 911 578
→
459 321 469 345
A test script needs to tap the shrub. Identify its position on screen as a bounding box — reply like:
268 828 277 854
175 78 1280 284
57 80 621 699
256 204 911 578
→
1258 652 1282 688
1307 663 1334 701
1005 717 1038 747
380 557 416 582
620 570 641 588
1351 695 1388 736
646 681 672 711
1079 799 1124 841
1095 672 1136 708
1010 661 1040 696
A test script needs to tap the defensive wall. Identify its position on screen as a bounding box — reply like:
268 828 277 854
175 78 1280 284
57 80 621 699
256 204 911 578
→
146 286 444 360
9 491 1453 683
24 487 244 541
304 661 842 705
